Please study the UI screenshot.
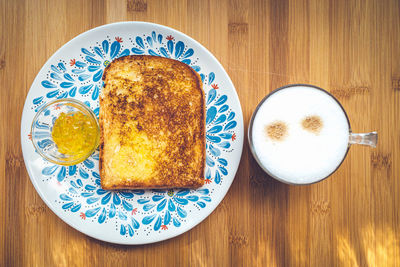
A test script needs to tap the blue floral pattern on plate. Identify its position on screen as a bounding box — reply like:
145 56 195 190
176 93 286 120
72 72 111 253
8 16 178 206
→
24 24 241 243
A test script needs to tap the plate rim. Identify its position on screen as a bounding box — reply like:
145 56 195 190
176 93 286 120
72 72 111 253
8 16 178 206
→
21 21 244 244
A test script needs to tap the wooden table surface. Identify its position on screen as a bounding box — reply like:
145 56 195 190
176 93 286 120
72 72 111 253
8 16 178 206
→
1 0 399 266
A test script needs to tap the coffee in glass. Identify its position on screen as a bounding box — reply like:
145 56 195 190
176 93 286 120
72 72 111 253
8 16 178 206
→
248 84 377 185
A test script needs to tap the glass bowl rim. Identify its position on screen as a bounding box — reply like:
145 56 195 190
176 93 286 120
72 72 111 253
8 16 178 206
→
30 98 100 166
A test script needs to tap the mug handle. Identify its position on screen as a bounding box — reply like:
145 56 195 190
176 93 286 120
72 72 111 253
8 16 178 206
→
349 132 378 148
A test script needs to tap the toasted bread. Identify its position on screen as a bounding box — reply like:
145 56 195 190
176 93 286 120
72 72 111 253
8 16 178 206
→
99 55 205 189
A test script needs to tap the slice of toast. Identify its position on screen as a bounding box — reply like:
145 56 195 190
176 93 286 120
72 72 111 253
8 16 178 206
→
99 55 205 189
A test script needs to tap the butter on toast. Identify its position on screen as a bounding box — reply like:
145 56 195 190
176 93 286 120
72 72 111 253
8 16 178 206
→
100 55 205 189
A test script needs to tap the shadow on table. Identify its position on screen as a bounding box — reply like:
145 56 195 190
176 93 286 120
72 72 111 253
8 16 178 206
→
246 147 290 266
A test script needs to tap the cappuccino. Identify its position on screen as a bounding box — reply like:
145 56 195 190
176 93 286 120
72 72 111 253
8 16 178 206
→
250 85 350 184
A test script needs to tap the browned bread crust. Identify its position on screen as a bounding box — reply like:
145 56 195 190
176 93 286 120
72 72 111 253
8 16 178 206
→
100 55 205 189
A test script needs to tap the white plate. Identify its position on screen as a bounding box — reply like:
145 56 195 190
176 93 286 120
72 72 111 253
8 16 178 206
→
21 22 243 244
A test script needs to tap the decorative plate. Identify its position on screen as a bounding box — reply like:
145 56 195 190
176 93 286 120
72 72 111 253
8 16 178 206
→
21 22 243 244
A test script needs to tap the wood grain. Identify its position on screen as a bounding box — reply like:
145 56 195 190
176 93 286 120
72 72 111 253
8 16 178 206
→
1 0 399 266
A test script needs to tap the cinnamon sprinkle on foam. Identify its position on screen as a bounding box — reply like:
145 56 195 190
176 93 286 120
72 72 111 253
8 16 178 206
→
302 115 323 134
265 121 287 141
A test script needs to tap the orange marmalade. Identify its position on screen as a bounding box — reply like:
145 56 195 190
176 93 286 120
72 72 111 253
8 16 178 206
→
51 111 99 158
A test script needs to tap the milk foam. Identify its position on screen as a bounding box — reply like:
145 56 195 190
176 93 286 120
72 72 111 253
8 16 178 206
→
251 86 350 184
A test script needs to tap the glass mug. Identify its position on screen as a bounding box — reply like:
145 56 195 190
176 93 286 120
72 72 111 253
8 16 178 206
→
248 84 377 185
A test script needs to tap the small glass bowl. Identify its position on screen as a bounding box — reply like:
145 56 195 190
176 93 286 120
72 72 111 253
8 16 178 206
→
31 99 100 166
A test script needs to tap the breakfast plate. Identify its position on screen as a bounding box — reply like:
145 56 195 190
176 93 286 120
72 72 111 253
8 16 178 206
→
21 22 243 244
